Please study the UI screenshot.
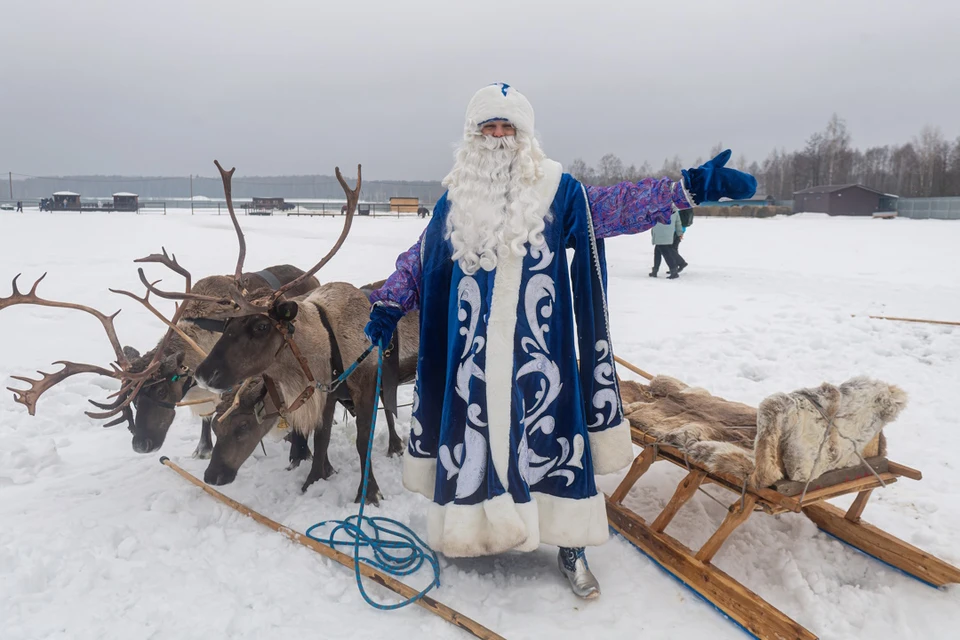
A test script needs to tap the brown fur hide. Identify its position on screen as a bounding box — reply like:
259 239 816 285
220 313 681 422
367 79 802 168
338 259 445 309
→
622 375 907 489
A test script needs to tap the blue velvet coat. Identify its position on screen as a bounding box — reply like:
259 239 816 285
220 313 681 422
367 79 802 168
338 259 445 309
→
402 161 634 557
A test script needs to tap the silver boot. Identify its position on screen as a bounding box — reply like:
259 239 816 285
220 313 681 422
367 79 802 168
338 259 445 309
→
558 547 601 600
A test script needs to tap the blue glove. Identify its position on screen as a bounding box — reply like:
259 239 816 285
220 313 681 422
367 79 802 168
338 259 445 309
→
364 304 405 347
682 149 757 205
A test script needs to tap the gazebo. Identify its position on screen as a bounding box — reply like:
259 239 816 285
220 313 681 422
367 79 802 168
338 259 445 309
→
113 193 139 212
52 191 81 211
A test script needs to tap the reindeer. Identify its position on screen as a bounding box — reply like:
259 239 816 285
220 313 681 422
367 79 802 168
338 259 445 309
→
202 297 419 488
120 264 320 458
160 161 402 503
135 161 394 503
0 244 318 462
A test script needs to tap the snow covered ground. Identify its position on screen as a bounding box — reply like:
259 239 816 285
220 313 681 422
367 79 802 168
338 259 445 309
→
1 210 958 640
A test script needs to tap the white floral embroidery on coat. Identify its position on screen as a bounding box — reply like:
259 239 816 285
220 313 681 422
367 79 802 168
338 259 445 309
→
438 275 489 499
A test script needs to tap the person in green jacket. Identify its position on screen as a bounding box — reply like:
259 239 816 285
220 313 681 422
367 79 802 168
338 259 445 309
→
650 209 683 279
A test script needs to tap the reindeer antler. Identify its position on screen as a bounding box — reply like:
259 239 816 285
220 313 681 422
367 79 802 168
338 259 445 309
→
270 164 361 302
213 160 246 285
134 247 191 293
8 361 117 416
1 274 130 369
214 378 253 424
109 283 208 359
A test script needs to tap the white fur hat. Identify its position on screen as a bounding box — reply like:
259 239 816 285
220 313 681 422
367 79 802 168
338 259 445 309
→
464 83 535 136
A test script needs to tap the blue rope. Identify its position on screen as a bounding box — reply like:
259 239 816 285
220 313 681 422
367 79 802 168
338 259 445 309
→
317 344 375 393
305 340 441 610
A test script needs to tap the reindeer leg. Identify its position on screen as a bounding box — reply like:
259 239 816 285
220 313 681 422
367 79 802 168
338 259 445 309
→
353 387 382 506
385 410 404 457
192 417 214 460
301 398 337 492
286 429 312 470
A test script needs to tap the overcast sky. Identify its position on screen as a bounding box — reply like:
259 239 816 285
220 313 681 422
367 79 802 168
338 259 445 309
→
2 0 957 181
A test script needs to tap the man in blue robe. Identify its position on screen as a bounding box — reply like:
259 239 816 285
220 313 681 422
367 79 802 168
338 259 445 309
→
365 83 756 599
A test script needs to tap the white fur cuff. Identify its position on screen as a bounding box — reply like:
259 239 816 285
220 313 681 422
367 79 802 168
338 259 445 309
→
534 491 609 548
402 452 437 500
589 422 635 475
428 493 539 558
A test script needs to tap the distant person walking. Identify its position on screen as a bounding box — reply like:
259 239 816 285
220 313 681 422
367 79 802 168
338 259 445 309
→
16 200 23 212
673 207 694 273
649 209 683 279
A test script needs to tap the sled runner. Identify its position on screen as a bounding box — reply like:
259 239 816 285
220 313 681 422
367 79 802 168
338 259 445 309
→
606 365 960 640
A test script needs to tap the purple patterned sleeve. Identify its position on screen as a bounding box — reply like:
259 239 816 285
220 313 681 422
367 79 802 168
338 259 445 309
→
586 178 693 239
368 232 424 313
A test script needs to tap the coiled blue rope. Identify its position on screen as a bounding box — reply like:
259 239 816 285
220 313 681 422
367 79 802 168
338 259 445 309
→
305 339 441 610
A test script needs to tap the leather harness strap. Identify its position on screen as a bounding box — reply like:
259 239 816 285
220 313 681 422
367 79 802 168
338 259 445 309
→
252 268 284 291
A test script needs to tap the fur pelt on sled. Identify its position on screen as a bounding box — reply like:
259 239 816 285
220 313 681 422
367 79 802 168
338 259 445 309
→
621 375 908 489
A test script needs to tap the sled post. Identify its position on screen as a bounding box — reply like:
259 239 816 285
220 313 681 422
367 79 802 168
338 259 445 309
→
651 469 706 533
844 489 873 523
609 446 657 505
696 494 757 563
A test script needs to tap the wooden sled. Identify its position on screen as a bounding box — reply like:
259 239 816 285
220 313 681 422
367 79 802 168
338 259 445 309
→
606 402 960 640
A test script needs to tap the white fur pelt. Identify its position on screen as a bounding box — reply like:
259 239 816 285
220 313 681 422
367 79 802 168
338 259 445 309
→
743 376 906 487
442 120 548 276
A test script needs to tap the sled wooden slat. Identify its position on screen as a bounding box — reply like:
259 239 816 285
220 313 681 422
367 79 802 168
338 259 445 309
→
695 494 758 563
772 457 889 496
609 445 656 505
606 360 960 640
650 470 706 533
803 502 960 587
607 499 817 640
844 489 873 523
796 472 899 505
887 461 922 481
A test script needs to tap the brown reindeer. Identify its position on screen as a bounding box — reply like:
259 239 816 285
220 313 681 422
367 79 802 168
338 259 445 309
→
194 281 388 502
120 265 319 457
149 161 391 501
150 160 423 505
202 291 419 488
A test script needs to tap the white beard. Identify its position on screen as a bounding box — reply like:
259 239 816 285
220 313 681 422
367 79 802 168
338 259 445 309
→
442 133 548 275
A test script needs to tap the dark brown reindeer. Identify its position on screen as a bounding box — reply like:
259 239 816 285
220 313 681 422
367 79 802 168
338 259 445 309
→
202 286 419 488
0 272 185 431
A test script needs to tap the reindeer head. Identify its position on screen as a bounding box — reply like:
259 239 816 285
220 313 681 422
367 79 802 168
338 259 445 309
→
184 160 360 394
195 298 300 392
204 379 277 485
125 347 191 453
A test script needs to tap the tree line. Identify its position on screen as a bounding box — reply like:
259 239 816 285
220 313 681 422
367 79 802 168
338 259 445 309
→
569 116 960 199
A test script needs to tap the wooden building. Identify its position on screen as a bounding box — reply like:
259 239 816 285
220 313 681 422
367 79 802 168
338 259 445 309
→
52 191 81 211
113 192 139 212
793 184 898 216
389 196 419 213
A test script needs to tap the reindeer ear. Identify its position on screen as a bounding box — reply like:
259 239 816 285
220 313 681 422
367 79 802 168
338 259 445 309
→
123 346 141 360
159 352 182 376
270 301 299 322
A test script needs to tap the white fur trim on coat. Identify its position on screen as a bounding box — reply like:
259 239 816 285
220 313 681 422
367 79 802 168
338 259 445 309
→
484 159 564 492
465 83 535 136
534 491 609 548
402 451 437 500
428 493 539 557
427 490 609 557
589 421 635 475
